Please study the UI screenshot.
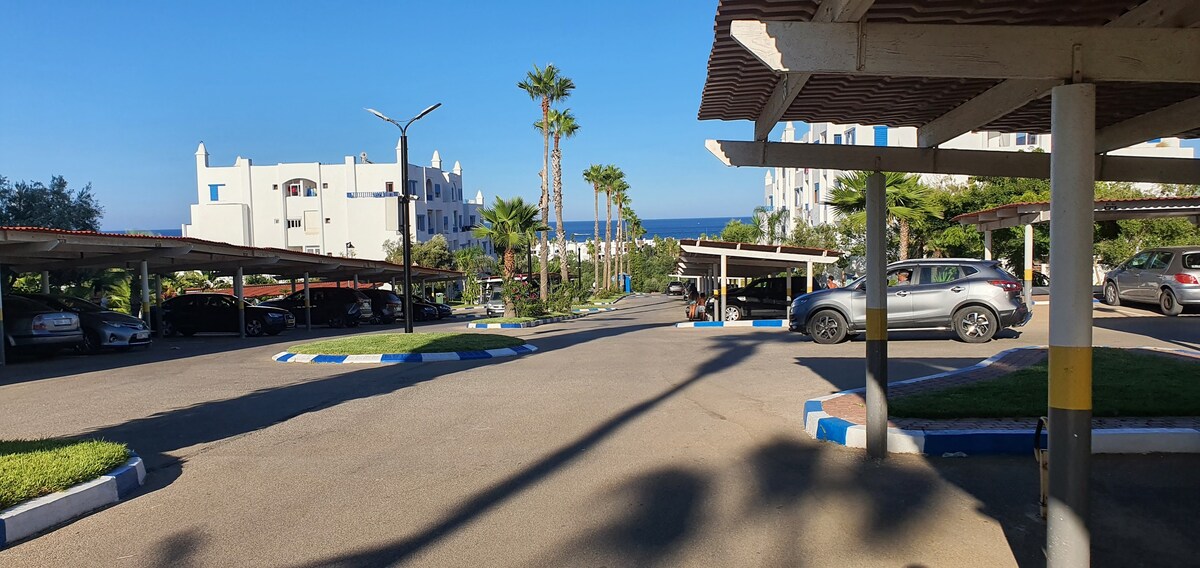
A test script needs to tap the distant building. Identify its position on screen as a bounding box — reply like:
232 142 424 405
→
184 142 488 261
765 122 1194 236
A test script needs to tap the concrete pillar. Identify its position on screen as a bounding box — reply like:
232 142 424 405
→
805 260 814 293
786 266 794 319
0 264 7 366
1047 82 1095 568
353 274 359 290
303 272 312 332
291 279 296 294
983 230 993 260
865 171 888 459
154 276 163 337
719 254 728 322
140 261 151 326
1024 223 1035 307
41 270 50 294
235 267 245 338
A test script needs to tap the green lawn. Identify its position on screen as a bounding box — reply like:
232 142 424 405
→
1 439 130 510
890 348 1200 419
289 332 525 355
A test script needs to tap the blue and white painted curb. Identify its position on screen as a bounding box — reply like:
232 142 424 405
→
467 314 586 329
273 344 538 364
571 307 618 314
591 293 646 305
676 319 787 329
1 454 145 548
802 346 1200 456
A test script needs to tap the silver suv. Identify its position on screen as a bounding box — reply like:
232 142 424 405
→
788 259 1030 344
1102 246 1200 316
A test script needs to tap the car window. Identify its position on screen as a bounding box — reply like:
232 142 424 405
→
1147 252 1172 271
962 265 979 277
1126 252 1151 269
887 268 914 287
919 266 961 285
1183 253 1200 269
168 296 194 309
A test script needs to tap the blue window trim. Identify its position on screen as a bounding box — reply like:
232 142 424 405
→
208 183 224 201
874 126 888 147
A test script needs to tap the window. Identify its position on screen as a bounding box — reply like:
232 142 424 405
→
284 178 317 197
288 183 301 197
833 134 843 145
920 266 961 284
1016 133 1028 145
1126 252 1151 269
273 184 279 190
417 215 426 231
1148 252 1173 271
427 210 435 234
469 215 476 227
304 187 317 197
874 126 888 146
322 183 328 189
409 180 418 196
386 182 394 192
425 180 433 200
846 130 855 145
208 184 222 202
887 268 914 287
1027 134 1038 145
303 245 320 254
1182 253 1200 269
435 183 441 198
286 219 301 229
443 216 449 230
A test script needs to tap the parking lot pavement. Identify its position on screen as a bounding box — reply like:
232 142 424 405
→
1 295 1196 567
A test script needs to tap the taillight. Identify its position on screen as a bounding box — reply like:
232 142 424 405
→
989 280 1022 292
31 315 47 331
1175 273 1200 284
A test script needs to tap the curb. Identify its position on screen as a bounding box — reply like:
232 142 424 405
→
273 344 538 364
803 346 1200 456
591 293 646 306
571 307 618 314
466 314 587 329
1 454 145 548
676 319 787 329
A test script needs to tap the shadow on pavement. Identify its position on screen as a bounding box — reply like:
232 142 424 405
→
793 356 992 392
1092 315 1199 350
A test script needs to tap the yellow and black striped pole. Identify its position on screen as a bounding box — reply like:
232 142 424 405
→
1024 223 1034 308
865 171 888 458
1047 82 1095 568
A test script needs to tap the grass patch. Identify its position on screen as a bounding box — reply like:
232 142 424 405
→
890 348 1200 419
288 332 525 355
1 439 130 510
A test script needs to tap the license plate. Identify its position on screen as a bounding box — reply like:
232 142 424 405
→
135 331 150 339
54 318 72 326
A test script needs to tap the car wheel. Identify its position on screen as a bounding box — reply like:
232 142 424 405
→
808 310 848 344
245 318 265 337
1103 281 1121 306
327 315 345 328
78 332 100 354
724 306 742 321
1160 288 1183 317
954 306 996 343
368 316 381 325
162 320 177 337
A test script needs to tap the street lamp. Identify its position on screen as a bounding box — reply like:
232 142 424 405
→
366 103 441 333
571 232 589 283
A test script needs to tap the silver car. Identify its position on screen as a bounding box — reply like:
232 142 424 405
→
1102 246 1200 316
789 259 1030 344
484 291 506 317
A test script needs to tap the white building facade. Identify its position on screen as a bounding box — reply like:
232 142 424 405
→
184 142 487 261
765 122 1194 234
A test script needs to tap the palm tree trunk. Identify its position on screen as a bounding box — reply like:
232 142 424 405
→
593 187 600 290
552 137 569 283
503 248 516 317
615 203 623 284
898 219 910 261
538 98 550 301
604 192 612 290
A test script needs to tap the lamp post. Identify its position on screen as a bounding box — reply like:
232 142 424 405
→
366 103 441 334
571 232 589 284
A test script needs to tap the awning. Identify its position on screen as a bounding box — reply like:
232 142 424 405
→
953 196 1200 231
676 239 841 278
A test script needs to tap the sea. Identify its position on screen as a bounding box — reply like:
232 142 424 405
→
130 216 754 242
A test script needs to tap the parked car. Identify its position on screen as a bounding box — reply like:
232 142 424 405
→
666 281 686 296
263 288 372 327
159 293 294 337
17 293 150 352
2 295 83 355
484 290 506 317
397 295 445 320
788 259 1030 344
1102 246 1200 316
417 295 453 319
358 289 403 324
708 275 812 321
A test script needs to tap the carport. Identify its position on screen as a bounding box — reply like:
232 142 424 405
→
953 196 1200 304
697 1 1200 564
676 239 841 321
0 226 460 364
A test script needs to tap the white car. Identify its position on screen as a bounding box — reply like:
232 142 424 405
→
484 291 506 317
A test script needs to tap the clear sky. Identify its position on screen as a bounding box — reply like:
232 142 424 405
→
2 2 1196 231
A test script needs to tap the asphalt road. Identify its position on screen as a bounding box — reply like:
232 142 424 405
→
1 296 1196 567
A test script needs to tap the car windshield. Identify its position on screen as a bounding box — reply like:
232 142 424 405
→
52 295 104 312
490 292 503 301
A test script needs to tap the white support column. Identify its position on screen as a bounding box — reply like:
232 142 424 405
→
1024 224 1034 306
41 270 50 294
805 260 814 293
140 261 151 326
0 265 7 366
865 171 888 459
1046 82 1096 568
235 267 245 338
719 254 728 322
983 230 993 260
154 276 163 337
303 272 312 332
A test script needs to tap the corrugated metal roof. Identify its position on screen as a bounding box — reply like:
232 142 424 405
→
699 0 1200 138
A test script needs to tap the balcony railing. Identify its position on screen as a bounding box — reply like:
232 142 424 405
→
346 191 395 199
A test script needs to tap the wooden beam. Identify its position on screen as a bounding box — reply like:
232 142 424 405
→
19 245 193 271
730 21 1200 83
706 139 1200 185
1095 96 1200 152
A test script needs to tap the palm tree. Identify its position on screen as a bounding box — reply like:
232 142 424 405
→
612 180 629 283
453 245 486 303
602 166 623 290
517 64 575 301
472 197 545 317
582 164 606 289
622 206 643 275
825 171 944 260
538 108 579 283
753 205 789 245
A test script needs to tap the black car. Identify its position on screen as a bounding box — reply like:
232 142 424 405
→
707 275 812 321
395 295 442 321
416 295 453 319
263 287 373 327
358 289 402 324
159 293 293 337
17 293 151 352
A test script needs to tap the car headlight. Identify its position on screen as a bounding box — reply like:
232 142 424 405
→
265 312 284 319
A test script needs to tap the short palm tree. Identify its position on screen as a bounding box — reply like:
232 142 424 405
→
825 171 943 260
517 64 575 300
753 205 789 245
472 197 545 317
539 109 579 283
582 164 606 288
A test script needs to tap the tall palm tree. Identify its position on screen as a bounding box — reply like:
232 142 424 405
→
753 205 789 245
582 164 606 289
602 166 623 290
622 205 642 275
544 109 580 283
611 180 629 283
472 197 545 317
825 171 944 260
517 64 575 300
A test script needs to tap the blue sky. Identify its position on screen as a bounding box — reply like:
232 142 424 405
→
2 2 1195 231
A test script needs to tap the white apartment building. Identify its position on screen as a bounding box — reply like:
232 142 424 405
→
765 122 1194 234
183 142 488 261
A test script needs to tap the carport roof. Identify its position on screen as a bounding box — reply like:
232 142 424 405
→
676 239 841 278
0 226 462 282
952 196 1200 231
